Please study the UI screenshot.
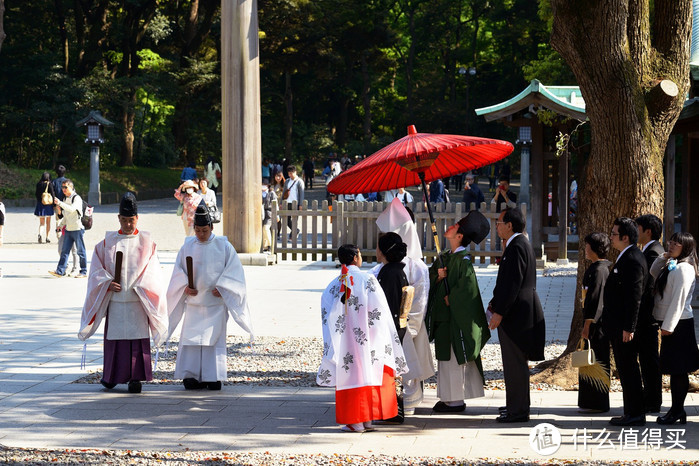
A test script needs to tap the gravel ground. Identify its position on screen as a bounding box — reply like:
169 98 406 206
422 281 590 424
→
1 447 695 465
75 335 699 392
75 336 573 390
76 336 688 391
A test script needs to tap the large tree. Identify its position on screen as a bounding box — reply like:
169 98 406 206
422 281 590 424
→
539 1 692 376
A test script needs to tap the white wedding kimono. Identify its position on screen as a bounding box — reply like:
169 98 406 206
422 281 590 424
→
166 234 253 382
317 265 407 390
79 231 168 345
374 198 435 408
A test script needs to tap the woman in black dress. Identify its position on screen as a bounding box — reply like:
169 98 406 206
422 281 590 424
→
578 232 612 413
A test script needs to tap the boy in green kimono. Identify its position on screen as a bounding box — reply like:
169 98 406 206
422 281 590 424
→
428 210 491 412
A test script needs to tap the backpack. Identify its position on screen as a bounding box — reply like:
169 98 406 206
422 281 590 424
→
74 195 93 230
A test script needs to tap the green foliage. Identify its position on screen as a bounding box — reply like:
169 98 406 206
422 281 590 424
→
0 0 564 176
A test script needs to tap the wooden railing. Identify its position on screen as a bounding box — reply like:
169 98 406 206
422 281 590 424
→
271 200 526 264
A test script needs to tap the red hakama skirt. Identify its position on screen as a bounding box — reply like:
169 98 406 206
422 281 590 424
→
335 366 398 424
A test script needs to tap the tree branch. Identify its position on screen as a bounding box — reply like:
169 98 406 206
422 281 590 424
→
653 0 692 66
627 0 650 75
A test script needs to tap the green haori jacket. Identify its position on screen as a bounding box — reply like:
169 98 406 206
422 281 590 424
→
427 250 490 373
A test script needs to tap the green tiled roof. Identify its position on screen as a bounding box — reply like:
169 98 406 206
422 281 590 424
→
475 79 586 122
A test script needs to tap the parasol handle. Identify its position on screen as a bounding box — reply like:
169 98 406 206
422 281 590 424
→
419 173 450 296
186 256 195 289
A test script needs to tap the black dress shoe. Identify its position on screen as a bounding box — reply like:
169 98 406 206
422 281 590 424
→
100 379 116 390
657 410 687 425
645 406 661 414
433 401 465 413
496 412 529 423
183 378 206 390
609 414 645 426
206 381 222 390
127 380 142 394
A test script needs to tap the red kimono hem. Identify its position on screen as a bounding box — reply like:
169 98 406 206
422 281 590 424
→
335 366 397 424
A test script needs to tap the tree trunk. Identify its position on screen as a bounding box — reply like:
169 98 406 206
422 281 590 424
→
0 0 7 54
542 0 692 376
361 53 372 153
120 89 137 167
172 0 218 160
54 0 69 72
284 71 293 160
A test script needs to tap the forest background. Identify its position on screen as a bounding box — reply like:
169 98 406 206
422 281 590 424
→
0 0 574 188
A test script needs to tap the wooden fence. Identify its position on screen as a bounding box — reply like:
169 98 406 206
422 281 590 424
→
271 200 526 264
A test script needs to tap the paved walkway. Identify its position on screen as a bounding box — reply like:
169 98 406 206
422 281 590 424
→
0 199 697 462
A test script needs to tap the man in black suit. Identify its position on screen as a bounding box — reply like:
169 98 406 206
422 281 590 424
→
488 208 546 423
635 214 664 413
602 217 648 426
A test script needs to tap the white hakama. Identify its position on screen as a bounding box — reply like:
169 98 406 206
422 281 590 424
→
167 234 252 383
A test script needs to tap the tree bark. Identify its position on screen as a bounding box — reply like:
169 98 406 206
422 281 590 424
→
0 0 7 54
545 0 692 371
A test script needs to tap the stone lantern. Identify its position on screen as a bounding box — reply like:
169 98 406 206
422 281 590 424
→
76 110 114 205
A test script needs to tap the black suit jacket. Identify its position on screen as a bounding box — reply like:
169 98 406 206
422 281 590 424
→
491 234 546 360
601 245 647 335
638 241 664 327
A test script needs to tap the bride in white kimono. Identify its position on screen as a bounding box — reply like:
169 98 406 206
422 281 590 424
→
166 204 253 390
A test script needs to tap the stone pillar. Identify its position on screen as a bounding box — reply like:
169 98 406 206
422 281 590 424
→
519 145 530 206
557 151 568 264
221 0 262 252
88 145 101 205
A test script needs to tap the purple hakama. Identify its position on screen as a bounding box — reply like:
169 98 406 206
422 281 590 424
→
102 318 152 384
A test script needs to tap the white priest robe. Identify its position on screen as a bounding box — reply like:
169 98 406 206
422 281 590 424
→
79 231 168 345
166 234 253 382
374 198 435 408
371 257 435 407
317 265 407 390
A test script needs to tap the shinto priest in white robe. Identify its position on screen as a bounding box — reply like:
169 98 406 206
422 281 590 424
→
78 230 168 382
317 264 407 423
166 233 253 382
373 198 435 408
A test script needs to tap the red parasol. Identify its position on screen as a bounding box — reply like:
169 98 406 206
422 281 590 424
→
328 125 514 293
327 125 513 195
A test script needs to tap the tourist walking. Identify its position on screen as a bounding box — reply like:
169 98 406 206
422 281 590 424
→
174 180 202 237
34 172 55 244
49 180 87 278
